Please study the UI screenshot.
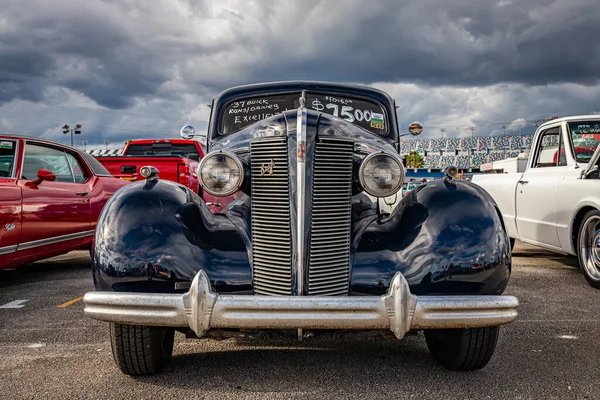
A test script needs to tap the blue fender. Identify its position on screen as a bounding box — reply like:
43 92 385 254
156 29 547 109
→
92 179 253 293
350 179 511 296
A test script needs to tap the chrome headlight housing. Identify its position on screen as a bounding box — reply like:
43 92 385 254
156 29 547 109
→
198 150 243 196
359 152 405 197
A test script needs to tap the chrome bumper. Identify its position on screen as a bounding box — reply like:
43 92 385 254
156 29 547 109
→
83 271 519 339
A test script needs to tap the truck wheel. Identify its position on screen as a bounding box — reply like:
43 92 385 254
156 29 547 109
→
110 323 175 376
509 238 515 251
577 210 600 289
424 326 499 370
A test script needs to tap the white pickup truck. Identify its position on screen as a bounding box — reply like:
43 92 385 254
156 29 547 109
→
473 115 600 288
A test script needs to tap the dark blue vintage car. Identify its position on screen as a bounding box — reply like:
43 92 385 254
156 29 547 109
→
84 81 518 375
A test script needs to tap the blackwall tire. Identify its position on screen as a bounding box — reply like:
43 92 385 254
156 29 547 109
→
424 326 500 370
110 323 175 376
577 209 600 289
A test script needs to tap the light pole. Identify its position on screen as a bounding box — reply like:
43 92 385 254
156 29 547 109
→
104 140 109 150
82 140 88 151
62 124 82 147
440 127 446 139
466 126 476 137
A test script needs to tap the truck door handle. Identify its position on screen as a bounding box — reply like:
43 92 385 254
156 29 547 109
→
76 191 88 197
518 180 529 185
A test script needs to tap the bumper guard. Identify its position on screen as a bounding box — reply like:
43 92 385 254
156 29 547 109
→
83 271 519 339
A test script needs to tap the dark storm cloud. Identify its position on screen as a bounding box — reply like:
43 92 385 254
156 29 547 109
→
0 48 56 103
234 0 600 87
0 0 599 145
2 0 599 109
0 0 220 108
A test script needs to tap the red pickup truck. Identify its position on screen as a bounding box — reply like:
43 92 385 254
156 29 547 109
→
95 139 204 193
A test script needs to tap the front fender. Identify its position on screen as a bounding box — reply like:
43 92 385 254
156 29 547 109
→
351 179 511 296
92 179 252 294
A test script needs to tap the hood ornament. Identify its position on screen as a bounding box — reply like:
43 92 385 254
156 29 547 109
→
260 160 275 176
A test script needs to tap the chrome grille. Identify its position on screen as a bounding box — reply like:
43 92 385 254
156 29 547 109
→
251 139 292 295
308 139 354 295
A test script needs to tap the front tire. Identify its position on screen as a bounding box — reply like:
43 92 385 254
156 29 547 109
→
424 326 500 370
110 323 175 376
577 210 600 289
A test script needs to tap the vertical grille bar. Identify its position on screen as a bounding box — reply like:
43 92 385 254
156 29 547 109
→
308 139 354 296
251 139 293 295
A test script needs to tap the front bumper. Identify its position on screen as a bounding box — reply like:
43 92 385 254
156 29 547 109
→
83 271 519 339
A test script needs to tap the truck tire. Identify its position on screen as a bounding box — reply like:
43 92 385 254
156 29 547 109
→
577 209 600 289
424 326 499 370
110 323 175 376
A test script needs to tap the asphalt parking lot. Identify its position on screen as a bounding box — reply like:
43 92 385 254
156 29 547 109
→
1 242 599 400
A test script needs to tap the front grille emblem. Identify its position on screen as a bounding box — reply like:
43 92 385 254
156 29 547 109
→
260 160 275 176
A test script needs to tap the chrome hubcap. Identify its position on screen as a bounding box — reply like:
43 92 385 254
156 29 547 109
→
580 216 600 281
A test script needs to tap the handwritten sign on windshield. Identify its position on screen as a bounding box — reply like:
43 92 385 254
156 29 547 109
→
306 94 387 135
219 93 299 134
219 92 388 136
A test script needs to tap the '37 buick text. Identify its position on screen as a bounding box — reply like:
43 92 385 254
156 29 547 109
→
83 82 519 375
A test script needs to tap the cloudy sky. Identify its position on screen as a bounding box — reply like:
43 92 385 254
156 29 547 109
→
1 0 599 149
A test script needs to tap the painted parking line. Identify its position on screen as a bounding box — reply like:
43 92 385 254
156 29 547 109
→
0 300 28 309
58 296 83 308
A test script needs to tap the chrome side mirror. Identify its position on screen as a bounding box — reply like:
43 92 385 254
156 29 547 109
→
399 121 424 138
180 125 207 145
408 121 423 136
180 125 196 139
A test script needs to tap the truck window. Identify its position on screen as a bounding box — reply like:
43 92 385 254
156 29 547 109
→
568 121 600 163
125 143 200 160
534 127 566 168
0 140 17 178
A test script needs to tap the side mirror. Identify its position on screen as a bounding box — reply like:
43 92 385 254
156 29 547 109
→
180 124 208 146
180 125 196 139
32 169 56 185
408 121 423 136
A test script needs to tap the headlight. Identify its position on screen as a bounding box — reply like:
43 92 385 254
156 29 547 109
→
359 152 405 197
198 151 243 196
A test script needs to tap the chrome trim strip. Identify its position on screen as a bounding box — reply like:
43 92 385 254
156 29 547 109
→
11 139 19 179
232 146 250 155
296 104 307 295
15 230 95 252
0 245 18 256
83 270 519 339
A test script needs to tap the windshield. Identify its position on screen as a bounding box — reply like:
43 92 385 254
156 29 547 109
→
219 91 388 136
568 121 600 163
